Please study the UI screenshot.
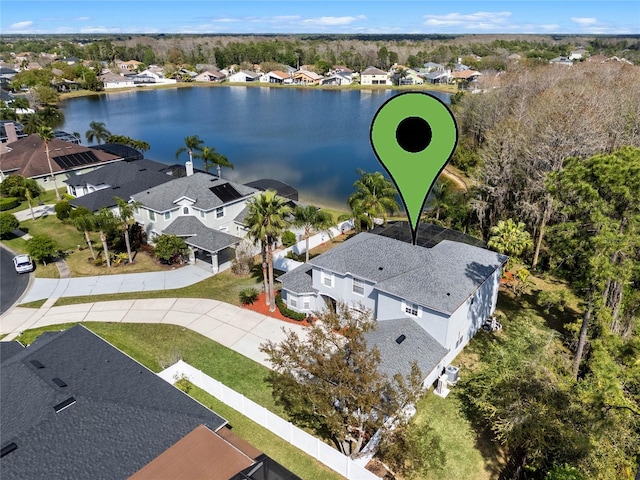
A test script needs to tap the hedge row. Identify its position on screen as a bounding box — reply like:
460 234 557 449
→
0 197 20 211
275 292 307 321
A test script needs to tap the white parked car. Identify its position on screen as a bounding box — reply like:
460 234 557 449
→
13 254 34 273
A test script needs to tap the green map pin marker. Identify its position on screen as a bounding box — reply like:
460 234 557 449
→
370 92 458 245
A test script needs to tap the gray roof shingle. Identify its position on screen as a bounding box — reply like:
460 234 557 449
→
132 172 257 213
0 325 227 480
162 216 242 253
365 318 448 381
277 264 317 294
308 233 507 314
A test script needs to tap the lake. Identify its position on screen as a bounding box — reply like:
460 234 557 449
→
60 86 450 209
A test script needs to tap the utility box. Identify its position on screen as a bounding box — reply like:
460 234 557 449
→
445 365 459 385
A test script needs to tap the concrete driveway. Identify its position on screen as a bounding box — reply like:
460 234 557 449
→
0 298 307 368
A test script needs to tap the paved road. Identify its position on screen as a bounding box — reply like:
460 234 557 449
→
0 245 30 315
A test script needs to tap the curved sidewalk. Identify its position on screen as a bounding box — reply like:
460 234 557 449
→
19 265 214 304
0 298 306 367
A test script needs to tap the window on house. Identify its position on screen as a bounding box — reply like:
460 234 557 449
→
352 278 365 296
215 207 224 219
164 211 171 221
321 271 333 288
199 210 206 219
289 296 298 308
148 210 155 221
183 207 189 214
404 303 419 316
456 332 464 348
302 298 310 310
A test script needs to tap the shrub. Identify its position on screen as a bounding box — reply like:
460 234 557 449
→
275 292 307 321
0 212 19 237
239 287 259 305
281 230 296 247
54 200 71 221
154 234 188 264
0 197 20 211
25 234 59 265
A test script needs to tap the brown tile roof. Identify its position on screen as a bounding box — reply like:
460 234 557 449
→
0 134 122 178
451 69 482 79
130 425 256 480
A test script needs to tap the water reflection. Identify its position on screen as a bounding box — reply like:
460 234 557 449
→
60 86 449 207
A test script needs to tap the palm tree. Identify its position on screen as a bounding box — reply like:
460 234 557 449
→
175 135 204 165
95 208 116 268
22 113 43 134
245 190 292 312
487 218 533 263
347 169 399 230
85 121 111 144
201 146 233 179
292 204 336 262
4 177 42 221
115 197 141 264
425 179 454 222
71 207 97 260
394 66 409 86
37 126 61 200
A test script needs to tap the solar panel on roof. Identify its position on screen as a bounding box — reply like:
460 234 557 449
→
54 151 100 170
209 183 243 203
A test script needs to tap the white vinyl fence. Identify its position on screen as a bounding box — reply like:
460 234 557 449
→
273 220 354 273
159 360 379 480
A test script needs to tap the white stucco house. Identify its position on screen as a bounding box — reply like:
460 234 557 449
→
360 66 392 86
278 232 507 386
130 171 260 273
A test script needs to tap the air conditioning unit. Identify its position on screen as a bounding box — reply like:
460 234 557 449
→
445 365 459 385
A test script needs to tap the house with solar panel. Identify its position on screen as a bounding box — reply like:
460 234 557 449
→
130 168 261 273
278 227 507 387
0 132 124 192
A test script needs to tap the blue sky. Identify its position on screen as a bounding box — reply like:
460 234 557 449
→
2 1 638 35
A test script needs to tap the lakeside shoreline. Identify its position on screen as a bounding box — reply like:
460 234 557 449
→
59 79 458 101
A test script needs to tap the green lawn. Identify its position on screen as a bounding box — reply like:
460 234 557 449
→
48 269 262 308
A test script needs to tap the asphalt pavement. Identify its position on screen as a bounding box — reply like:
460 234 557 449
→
0 245 30 315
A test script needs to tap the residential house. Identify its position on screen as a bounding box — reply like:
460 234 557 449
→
134 68 177 85
569 48 589 60
451 69 482 89
421 62 446 73
115 59 143 73
292 70 323 85
320 71 354 86
228 70 261 83
278 230 507 387
259 71 293 84
423 69 451 84
195 70 227 82
98 72 136 89
0 134 123 191
0 324 300 480
67 158 175 210
549 56 573 66
390 65 423 85
130 171 259 272
359 66 391 86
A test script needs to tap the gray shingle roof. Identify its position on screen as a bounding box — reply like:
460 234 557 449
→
65 159 169 187
309 233 507 314
162 216 242 253
365 318 448 381
132 172 257 213
277 264 317 294
0 325 227 480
